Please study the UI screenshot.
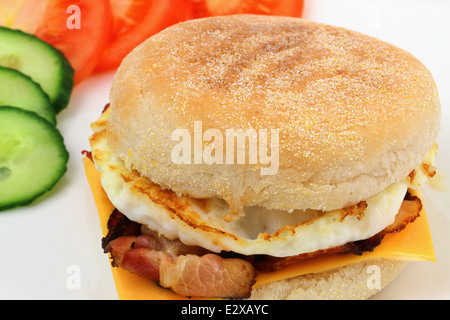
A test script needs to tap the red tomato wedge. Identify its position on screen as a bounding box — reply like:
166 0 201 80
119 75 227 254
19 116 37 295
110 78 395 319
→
0 0 113 84
191 0 304 18
97 0 303 71
95 0 192 72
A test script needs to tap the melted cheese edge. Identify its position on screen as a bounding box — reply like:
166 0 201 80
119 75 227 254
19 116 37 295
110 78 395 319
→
83 157 435 300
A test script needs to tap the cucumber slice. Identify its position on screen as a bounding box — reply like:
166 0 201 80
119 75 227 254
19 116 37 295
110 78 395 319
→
0 67 56 125
0 27 74 113
0 106 69 211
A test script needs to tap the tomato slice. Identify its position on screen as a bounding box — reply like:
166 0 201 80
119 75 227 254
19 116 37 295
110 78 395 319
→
0 0 113 84
190 0 304 18
95 0 192 72
96 0 303 72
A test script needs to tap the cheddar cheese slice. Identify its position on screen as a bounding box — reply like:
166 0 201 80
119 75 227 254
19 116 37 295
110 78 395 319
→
83 157 435 300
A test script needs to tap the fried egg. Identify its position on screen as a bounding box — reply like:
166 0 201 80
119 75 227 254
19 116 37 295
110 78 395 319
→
89 108 435 257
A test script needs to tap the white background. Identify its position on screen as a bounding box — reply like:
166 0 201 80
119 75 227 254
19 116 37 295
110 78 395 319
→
0 0 449 299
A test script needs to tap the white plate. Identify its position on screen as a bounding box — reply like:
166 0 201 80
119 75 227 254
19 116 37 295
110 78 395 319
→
0 0 448 299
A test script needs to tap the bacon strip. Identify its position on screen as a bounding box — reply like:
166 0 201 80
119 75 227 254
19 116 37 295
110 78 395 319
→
122 247 169 280
104 226 256 298
160 254 256 299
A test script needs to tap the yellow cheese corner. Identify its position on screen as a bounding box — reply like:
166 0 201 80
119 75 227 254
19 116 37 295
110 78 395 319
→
83 157 435 300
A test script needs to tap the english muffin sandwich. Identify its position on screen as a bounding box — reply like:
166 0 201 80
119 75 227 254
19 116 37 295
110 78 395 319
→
85 14 440 299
